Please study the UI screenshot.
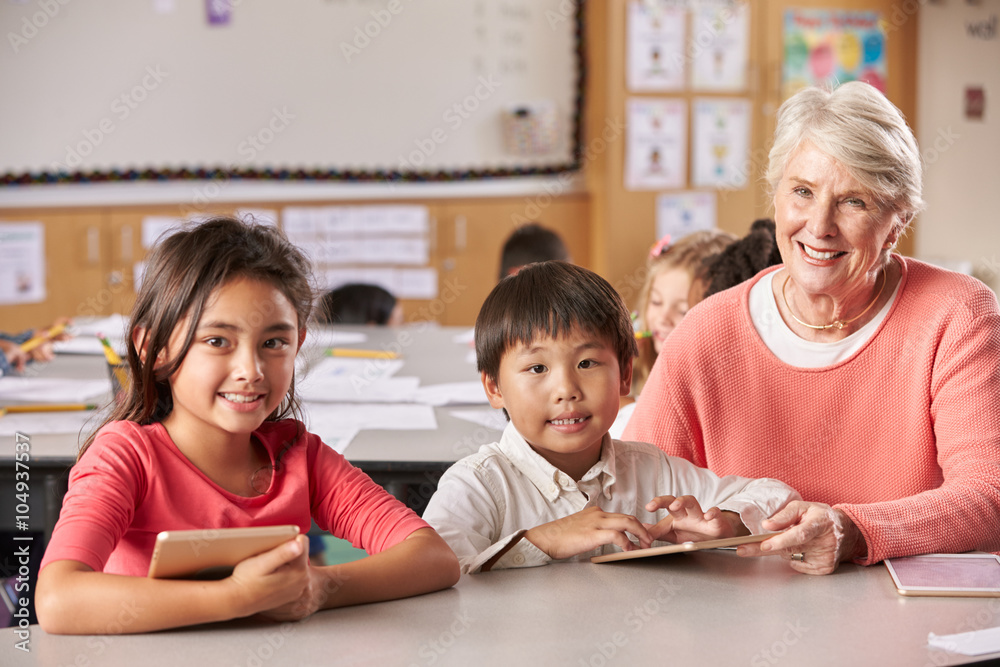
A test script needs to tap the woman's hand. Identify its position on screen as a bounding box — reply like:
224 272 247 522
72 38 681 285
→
644 495 747 543
736 500 865 575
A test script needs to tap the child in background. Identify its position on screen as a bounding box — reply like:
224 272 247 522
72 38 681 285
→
0 318 72 375
317 283 403 326
422 261 798 573
631 230 737 397
35 217 458 634
689 219 783 305
498 223 571 280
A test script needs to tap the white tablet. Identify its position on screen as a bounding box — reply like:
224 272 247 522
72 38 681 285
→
147 525 300 579
591 532 776 564
884 554 1000 597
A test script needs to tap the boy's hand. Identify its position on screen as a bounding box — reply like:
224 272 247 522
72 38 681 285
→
644 495 748 543
225 535 310 618
524 505 653 560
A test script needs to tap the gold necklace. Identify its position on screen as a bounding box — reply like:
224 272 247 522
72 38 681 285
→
781 269 887 331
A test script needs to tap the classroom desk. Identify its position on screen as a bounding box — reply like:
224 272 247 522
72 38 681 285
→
1 551 997 665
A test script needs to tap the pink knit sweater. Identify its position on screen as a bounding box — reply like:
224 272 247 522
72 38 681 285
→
623 257 1000 565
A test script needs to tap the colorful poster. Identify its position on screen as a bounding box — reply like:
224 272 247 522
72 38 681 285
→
626 0 686 92
656 191 717 242
692 97 750 188
783 9 887 100
691 0 750 91
625 98 687 191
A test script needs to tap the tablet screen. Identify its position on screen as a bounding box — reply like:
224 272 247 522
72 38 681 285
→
885 554 1000 596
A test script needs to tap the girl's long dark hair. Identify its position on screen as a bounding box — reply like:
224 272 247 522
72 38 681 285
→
80 217 314 461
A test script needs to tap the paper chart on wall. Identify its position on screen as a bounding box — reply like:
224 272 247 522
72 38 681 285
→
141 216 187 249
0 222 45 305
691 97 750 188
626 0 686 92
691 0 750 91
655 191 717 242
625 98 687 191
320 267 438 300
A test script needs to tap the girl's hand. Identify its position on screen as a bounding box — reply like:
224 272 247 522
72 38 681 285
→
524 505 654 560
225 535 310 617
26 318 73 364
736 500 864 575
0 339 29 372
644 495 746 543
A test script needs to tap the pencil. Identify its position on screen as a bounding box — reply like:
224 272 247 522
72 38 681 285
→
19 323 68 353
97 334 123 365
1 403 98 416
326 348 400 360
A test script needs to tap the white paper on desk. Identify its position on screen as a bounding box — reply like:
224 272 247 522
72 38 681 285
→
449 408 507 432
0 378 109 403
302 402 437 432
53 335 127 356
301 329 368 350
413 382 489 406
69 314 129 339
0 410 100 437
929 626 1000 656
301 377 420 404
300 357 403 385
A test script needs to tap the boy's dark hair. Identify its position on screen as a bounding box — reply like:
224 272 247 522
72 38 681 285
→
476 261 637 384
700 219 783 299
498 223 570 280
317 283 397 325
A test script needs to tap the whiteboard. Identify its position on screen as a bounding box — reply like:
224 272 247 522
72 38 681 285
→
0 0 582 184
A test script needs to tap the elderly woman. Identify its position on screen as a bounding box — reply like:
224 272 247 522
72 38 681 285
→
624 81 1000 575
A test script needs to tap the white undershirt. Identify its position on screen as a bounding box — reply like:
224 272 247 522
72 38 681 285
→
748 269 901 368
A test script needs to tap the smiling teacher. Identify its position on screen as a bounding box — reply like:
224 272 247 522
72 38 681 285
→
625 81 1000 574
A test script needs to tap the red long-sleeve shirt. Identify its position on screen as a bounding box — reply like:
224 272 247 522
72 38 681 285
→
42 419 427 576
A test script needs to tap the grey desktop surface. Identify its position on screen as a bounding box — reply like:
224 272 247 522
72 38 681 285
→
1 552 995 666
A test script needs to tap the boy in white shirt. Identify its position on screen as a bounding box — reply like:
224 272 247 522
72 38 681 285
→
423 261 800 573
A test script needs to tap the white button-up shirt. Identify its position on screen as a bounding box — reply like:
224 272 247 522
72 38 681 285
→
423 423 801 573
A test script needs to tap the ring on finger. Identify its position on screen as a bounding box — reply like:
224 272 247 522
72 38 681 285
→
790 552 805 562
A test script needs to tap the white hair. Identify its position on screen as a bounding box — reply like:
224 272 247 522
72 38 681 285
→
767 82 925 229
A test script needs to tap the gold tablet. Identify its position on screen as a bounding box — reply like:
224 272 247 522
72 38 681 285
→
885 554 1000 597
147 525 300 579
591 532 776 564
